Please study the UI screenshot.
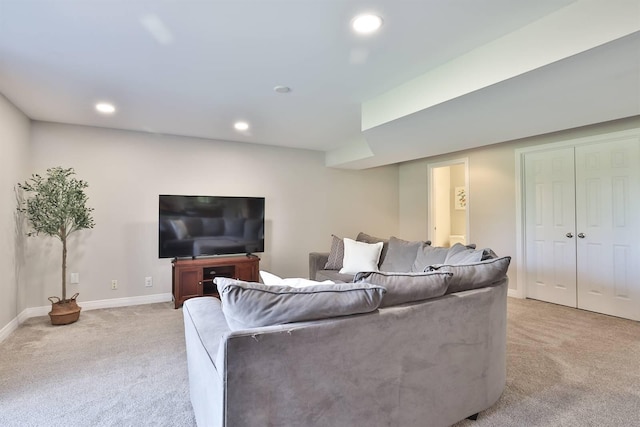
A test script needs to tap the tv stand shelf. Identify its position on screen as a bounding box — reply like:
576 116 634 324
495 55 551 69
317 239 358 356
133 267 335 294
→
172 255 259 308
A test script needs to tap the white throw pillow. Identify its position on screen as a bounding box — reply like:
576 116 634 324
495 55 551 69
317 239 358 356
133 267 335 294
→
259 270 283 286
339 238 384 275
260 270 334 288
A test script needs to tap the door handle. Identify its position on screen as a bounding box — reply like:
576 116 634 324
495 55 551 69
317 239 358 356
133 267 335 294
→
578 233 586 238
566 232 574 238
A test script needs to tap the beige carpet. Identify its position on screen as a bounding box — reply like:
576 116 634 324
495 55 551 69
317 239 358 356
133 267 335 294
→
0 303 195 427
454 298 640 427
1 298 639 426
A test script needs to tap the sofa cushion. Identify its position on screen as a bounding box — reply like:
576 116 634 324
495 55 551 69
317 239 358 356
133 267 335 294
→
324 234 345 270
315 270 355 283
354 270 452 307
444 243 484 264
216 278 385 329
411 243 449 272
380 236 422 272
339 238 384 275
356 232 389 266
428 256 511 294
259 270 335 288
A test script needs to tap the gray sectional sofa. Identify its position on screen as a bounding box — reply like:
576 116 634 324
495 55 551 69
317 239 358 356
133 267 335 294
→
182 234 510 427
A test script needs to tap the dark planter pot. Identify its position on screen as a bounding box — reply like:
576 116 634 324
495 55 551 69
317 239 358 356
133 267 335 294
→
48 293 81 325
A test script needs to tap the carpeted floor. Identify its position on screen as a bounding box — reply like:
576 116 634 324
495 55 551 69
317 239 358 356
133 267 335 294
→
0 303 195 427
453 298 640 427
1 298 639 426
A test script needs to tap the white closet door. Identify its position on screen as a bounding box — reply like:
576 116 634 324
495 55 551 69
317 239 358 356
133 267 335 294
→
575 137 640 321
524 147 577 307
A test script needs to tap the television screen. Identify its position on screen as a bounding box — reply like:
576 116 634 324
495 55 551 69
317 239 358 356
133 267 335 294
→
159 195 265 259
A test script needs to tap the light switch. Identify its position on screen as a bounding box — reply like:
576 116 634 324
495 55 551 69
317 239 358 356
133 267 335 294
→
70 273 79 284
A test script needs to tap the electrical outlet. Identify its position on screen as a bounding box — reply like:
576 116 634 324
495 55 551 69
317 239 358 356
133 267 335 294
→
144 276 153 287
70 273 79 284
111 279 118 290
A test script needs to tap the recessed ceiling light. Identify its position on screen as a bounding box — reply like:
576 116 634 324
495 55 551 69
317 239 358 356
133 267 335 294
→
95 102 115 114
274 85 291 94
352 14 383 34
234 121 249 131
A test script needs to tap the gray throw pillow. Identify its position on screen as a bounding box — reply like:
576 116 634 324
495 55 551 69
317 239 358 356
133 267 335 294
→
356 232 389 266
428 256 511 294
354 271 452 307
411 243 449 272
217 278 386 329
324 235 345 270
444 243 484 264
380 236 422 272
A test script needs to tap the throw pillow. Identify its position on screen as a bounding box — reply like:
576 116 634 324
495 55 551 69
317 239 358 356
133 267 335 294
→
354 270 452 307
428 256 512 294
260 270 335 288
217 278 386 329
411 243 449 272
339 238 384 275
356 232 389 266
380 236 422 273
324 234 345 270
444 243 484 264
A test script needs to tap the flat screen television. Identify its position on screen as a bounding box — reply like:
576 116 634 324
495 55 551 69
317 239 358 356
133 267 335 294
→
159 195 265 259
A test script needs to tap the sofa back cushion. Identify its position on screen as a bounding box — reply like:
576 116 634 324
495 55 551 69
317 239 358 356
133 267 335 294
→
354 271 452 307
444 243 484 265
216 278 385 329
411 243 449 272
380 236 423 273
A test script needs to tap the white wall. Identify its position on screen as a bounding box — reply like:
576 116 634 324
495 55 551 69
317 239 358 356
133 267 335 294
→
0 95 30 333
398 116 640 293
24 122 399 308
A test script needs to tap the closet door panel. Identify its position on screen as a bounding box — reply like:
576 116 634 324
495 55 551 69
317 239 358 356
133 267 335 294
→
575 137 640 321
524 148 577 307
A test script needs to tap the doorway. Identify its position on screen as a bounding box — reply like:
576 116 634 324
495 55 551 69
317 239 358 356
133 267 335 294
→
427 158 469 247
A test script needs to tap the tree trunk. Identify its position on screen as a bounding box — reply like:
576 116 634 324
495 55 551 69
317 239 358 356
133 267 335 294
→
62 234 67 301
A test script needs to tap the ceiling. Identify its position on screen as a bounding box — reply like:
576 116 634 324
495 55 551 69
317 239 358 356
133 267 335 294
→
1 0 638 169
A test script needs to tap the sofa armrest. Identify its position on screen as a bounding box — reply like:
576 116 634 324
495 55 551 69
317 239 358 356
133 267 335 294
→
309 252 330 280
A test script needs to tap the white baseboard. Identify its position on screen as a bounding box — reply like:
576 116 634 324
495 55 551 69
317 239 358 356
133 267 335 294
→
0 316 20 344
508 288 525 299
0 293 173 344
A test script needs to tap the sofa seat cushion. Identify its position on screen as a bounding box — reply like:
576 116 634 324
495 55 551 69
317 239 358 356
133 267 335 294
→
354 271 452 307
216 278 386 329
315 269 354 283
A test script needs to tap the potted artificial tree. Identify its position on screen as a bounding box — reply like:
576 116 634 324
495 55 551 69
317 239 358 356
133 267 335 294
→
18 167 95 325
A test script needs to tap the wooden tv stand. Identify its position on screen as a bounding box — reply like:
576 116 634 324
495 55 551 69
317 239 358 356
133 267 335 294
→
172 255 260 308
